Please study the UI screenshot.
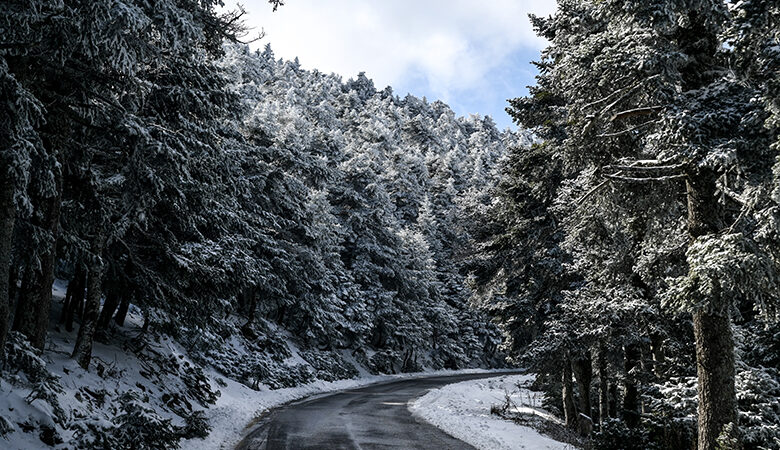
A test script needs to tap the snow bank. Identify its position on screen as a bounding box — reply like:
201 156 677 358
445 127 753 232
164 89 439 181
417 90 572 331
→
409 374 570 450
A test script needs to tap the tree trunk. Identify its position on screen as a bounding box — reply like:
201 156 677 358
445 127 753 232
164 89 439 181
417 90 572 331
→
31 185 60 350
0 178 15 359
8 264 18 303
562 355 578 429
63 265 86 332
572 351 593 420
97 290 120 331
693 311 737 450
608 383 618 419
597 345 610 425
60 267 79 325
650 333 666 378
686 170 738 450
623 343 641 427
243 287 257 325
12 264 33 331
240 286 258 338
72 230 105 370
114 294 129 326
13 170 61 351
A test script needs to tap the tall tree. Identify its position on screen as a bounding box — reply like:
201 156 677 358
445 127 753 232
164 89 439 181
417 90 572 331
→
506 1 779 447
0 58 43 358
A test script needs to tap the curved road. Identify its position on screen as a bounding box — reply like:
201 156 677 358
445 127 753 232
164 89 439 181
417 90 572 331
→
236 371 518 450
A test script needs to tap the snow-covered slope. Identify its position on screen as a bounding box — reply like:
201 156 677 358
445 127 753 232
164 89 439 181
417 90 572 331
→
0 282 506 449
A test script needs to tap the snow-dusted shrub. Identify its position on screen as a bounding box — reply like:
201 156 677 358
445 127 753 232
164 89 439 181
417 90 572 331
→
179 359 219 407
300 350 359 381
3 332 65 423
4 332 58 385
367 350 399 374
591 419 655 450
70 390 211 449
737 367 780 449
111 391 180 450
179 410 211 440
133 344 220 411
642 377 698 450
251 361 316 390
70 418 117 449
0 415 14 436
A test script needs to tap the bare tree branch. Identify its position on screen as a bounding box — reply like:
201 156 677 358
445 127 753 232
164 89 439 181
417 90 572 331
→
610 106 663 122
583 75 661 112
574 179 610 207
603 173 687 183
598 119 658 138
719 185 748 205
603 163 686 173
573 157 684 209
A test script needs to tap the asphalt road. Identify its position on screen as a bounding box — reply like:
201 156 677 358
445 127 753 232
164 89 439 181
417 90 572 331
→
235 371 519 450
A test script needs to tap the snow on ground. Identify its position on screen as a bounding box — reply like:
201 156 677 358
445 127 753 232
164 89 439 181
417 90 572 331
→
184 367 502 450
409 374 572 450
1 280 511 449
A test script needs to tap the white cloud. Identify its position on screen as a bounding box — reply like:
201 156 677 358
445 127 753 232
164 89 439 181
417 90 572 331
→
228 0 557 103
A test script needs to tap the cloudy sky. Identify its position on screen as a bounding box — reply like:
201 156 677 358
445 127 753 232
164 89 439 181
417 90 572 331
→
226 1 558 129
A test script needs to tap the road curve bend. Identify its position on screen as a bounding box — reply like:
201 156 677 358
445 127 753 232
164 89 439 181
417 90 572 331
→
235 371 518 450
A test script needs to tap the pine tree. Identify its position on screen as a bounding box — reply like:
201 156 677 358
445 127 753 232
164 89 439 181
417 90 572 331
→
0 57 44 358
505 1 779 447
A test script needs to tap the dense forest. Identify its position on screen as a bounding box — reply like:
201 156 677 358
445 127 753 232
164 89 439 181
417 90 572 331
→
0 0 517 371
1 0 779 449
0 1 519 447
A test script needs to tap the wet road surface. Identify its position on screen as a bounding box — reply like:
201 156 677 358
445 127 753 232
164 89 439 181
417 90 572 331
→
236 371 519 450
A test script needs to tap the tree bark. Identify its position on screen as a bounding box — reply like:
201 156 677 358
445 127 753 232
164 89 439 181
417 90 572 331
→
562 355 578 429
13 170 61 351
240 286 258 338
13 264 34 333
597 345 610 425
72 230 105 370
60 267 79 325
8 264 18 304
650 333 666 378
572 351 593 420
686 169 738 450
31 182 61 350
63 264 85 332
623 343 641 427
12 266 29 331
0 178 15 359
113 294 129 326
693 311 737 450
97 290 120 331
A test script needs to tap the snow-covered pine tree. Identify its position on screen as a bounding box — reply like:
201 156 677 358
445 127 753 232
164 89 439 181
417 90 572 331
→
504 1 779 447
1 0 248 365
0 57 44 359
